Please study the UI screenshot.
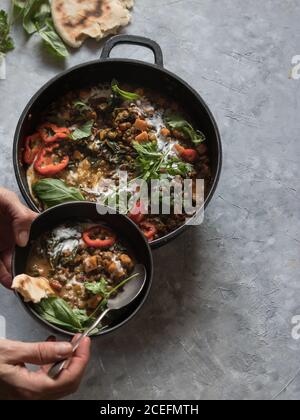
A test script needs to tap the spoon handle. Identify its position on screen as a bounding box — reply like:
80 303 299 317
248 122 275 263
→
48 308 110 379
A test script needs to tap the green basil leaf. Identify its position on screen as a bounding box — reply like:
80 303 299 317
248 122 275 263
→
34 297 83 332
70 120 94 140
22 0 40 34
32 2 51 25
165 114 206 145
52 298 83 328
33 178 85 208
84 278 109 297
38 20 69 58
12 0 27 11
72 308 90 325
73 100 92 112
111 79 140 101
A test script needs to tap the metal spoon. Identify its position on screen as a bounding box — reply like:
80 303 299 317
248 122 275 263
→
48 264 146 379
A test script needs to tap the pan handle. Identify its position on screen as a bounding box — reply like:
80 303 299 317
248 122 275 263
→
100 35 164 67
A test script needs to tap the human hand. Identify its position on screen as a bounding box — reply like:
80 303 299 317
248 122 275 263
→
0 335 91 400
0 188 37 288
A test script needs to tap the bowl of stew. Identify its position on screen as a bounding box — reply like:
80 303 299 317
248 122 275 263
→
12 202 153 337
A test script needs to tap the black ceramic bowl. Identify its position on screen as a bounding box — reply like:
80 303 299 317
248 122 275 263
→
12 202 153 337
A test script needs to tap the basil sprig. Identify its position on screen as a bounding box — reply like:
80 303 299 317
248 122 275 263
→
133 141 193 182
34 297 88 332
13 0 68 58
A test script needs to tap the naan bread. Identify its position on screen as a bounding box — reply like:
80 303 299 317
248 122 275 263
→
120 0 134 8
51 0 133 49
12 274 55 304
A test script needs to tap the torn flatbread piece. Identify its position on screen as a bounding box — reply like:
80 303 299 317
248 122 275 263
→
120 0 134 8
12 274 55 304
51 0 132 49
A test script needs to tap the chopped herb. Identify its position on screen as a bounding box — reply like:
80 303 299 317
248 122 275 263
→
47 237 80 268
84 278 109 297
87 273 140 321
73 100 92 112
165 114 206 145
70 120 94 140
133 141 193 182
111 79 140 101
0 9 14 79
0 10 14 54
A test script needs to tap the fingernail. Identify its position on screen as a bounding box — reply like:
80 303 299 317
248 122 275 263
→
18 230 29 247
55 343 73 357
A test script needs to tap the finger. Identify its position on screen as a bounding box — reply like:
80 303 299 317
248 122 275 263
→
0 189 37 247
12 207 37 248
58 336 91 385
2 340 73 365
41 336 57 373
0 258 12 289
65 336 91 375
60 334 83 370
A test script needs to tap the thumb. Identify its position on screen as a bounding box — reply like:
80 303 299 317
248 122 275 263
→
12 208 36 248
4 340 73 365
0 189 37 247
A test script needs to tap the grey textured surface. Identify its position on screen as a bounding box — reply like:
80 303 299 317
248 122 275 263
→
0 0 300 401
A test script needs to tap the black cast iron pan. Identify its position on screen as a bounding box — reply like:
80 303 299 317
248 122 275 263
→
13 35 222 248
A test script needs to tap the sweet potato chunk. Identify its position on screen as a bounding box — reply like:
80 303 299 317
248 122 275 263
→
83 256 98 273
135 131 149 143
160 128 170 137
134 119 148 132
119 254 134 269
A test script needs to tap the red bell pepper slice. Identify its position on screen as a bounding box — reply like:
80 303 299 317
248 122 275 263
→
140 221 157 242
174 144 198 163
23 133 42 165
34 143 69 176
38 123 70 144
82 226 116 249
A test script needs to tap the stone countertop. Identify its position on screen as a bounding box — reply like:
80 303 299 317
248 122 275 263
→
0 0 299 400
